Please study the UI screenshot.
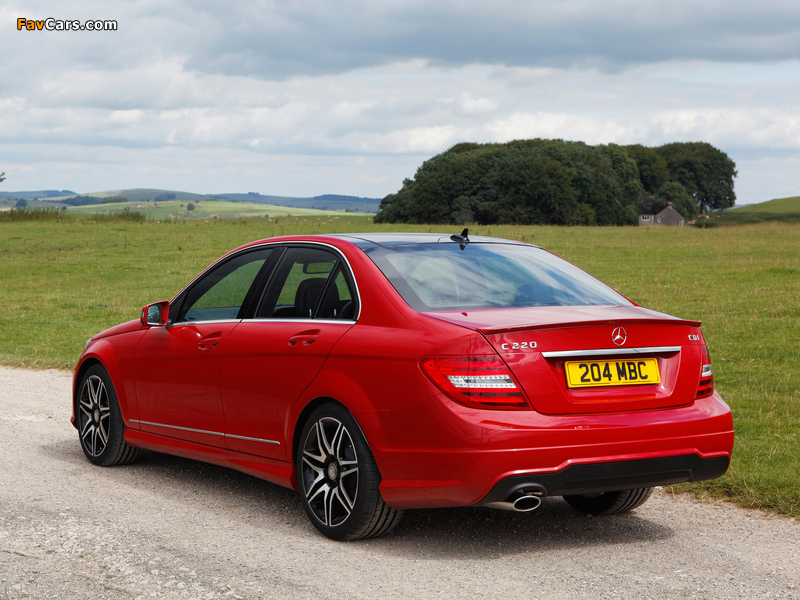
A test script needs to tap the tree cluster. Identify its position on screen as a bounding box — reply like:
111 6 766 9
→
374 140 737 225
61 195 103 206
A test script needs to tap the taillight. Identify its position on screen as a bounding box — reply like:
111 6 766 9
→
695 345 714 399
420 355 531 410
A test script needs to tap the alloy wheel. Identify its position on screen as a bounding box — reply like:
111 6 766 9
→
79 374 111 458
300 417 359 527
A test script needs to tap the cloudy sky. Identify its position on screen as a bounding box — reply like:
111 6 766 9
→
2 0 800 205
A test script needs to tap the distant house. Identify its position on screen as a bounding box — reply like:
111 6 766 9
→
639 203 685 227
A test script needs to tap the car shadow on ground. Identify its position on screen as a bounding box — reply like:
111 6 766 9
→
43 438 674 557
381 502 673 559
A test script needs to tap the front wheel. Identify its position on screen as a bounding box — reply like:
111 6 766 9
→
77 364 141 466
563 487 654 515
297 403 402 540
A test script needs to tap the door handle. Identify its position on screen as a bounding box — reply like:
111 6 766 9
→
289 329 321 347
198 334 222 350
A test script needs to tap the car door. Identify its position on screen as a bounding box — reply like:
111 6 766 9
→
134 247 274 447
220 245 357 461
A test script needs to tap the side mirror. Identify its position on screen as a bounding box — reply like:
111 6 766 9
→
140 301 170 327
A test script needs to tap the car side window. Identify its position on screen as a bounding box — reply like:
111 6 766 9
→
317 267 355 319
179 248 272 322
258 247 355 319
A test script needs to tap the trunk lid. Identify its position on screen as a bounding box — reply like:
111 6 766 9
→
424 306 706 415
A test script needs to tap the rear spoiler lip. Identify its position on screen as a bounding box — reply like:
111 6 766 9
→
475 317 702 336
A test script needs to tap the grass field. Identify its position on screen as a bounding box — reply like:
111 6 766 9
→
1 216 797 517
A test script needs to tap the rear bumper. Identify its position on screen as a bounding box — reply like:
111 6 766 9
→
475 454 730 505
358 391 733 510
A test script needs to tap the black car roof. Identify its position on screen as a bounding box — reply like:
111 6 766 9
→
329 233 535 248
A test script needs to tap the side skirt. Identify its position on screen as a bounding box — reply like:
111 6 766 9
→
124 428 296 490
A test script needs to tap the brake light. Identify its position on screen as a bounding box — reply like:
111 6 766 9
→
420 356 531 410
695 345 714 399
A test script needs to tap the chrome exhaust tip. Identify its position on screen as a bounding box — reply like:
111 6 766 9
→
511 494 542 512
481 489 544 512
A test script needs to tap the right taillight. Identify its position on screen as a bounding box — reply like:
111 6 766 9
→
695 345 714 399
420 355 531 410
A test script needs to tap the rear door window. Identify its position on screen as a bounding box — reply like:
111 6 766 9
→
257 247 357 319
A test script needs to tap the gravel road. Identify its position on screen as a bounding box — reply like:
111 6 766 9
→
1 366 798 600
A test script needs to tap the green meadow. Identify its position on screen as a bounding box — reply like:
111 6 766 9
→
1 215 798 516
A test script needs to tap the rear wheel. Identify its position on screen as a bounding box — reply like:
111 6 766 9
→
563 487 654 515
297 403 402 540
77 364 141 466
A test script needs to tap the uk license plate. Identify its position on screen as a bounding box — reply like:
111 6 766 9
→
565 358 660 388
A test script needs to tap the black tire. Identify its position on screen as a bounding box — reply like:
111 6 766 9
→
76 364 141 466
563 487 654 515
297 403 402 540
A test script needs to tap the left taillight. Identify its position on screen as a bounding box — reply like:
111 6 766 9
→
695 345 714 399
420 355 531 410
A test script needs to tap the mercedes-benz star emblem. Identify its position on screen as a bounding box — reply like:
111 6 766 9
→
612 327 627 346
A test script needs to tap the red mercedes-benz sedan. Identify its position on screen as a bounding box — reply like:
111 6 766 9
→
72 231 733 539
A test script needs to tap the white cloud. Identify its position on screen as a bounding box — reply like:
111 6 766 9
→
106 110 144 125
457 93 497 116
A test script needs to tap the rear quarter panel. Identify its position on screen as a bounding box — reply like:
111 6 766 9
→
289 317 493 455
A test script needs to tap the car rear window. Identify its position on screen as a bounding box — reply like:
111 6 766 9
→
362 243 632 311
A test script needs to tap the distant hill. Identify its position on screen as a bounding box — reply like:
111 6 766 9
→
697 195 800 226
0 190 77 200
214 193 380 213
42 188 210 203
729 196 800 213
63 198 346 220
0 188 380 213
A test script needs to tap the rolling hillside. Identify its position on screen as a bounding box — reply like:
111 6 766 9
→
0 187 380 216
214 192 380 213
696 195 800 226
64 199 346 219
730 196 800 213
0 189 77 200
